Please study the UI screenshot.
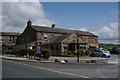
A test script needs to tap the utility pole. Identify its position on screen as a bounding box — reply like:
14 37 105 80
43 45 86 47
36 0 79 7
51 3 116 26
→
77 31 79 62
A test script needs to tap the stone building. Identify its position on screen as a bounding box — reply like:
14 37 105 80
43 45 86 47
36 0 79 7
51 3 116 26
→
0 32 21 50
16 20 98 56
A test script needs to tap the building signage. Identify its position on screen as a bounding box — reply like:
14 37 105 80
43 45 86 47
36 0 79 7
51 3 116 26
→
35 42 42 54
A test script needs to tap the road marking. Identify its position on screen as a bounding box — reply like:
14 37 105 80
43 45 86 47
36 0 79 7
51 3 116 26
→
4 59 93 79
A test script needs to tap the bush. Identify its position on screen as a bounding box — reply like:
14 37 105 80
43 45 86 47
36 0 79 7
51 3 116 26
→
77 50 84 56
84 50 92 56
3 50 14 56
28 49 34 56
27 49 34 59
41 49 51 60
18 49 28 57
2 49 7 54
62 50 73 56
13 49 19 57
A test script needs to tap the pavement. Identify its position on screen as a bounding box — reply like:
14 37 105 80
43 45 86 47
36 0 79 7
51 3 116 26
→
0 54 118 64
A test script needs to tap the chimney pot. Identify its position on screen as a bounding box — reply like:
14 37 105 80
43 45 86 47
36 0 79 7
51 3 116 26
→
51 24 55 29
27 19 32 26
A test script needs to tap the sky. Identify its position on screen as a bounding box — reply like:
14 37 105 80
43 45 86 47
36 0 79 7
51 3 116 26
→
1 0 119 44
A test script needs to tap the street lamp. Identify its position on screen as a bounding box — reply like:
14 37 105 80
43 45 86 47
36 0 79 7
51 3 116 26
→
77 31 79 62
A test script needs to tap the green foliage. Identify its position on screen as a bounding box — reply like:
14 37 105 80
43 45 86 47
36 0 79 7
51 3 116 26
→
99 44 120 50
41 49 51 60
77 50 84 56
3 48 34 58
62 50 73 56
2 49 7 54
84 50 92 56
27 49 34 56
18 49 28 57
13 49 19 56
2 50 13 55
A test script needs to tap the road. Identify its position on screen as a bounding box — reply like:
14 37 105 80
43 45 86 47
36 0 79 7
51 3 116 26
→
2 60 76 78
2 59 119 79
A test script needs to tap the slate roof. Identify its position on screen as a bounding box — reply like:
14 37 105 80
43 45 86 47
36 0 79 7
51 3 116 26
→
31 25 98 37
43 33 72 44
0 32 21 36
43 33 86 44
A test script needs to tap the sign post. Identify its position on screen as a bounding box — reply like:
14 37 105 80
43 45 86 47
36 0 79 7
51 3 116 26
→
34 42 42 60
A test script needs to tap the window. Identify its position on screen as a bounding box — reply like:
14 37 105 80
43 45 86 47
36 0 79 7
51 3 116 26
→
86 38 89 43
94 39 97 43
45 45 49 49
51 45 54 50
56 44 60 50
37 33 43 40
79 44 86 49
64 47 67 50
9 36 13 42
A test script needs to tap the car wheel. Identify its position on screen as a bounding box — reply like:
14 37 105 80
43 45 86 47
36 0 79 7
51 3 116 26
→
102 54 106 58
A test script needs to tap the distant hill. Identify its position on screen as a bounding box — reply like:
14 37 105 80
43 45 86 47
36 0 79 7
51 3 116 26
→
99 43 120 49
99 43 120 46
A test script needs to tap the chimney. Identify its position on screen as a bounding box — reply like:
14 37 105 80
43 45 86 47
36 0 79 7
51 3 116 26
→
51 24 55 29
27 19 32 27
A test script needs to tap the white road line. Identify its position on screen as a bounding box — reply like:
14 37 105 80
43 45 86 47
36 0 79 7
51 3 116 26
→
5 60 90 78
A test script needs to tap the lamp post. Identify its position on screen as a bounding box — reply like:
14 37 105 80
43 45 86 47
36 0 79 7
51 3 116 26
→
77 31 79 62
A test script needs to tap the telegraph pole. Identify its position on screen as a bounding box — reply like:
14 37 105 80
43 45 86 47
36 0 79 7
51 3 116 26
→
77 31 79 62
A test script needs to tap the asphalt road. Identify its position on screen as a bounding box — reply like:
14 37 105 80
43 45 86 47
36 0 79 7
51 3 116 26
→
2 60 77 78
2 59 119 79
1 54 119 80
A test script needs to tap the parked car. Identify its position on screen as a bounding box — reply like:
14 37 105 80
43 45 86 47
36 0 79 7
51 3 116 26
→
90 48 111 58
109 48 120 55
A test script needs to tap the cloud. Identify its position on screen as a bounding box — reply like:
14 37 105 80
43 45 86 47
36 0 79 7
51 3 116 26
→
97 22 118 40
2 2 53 32
80 28 88 31
80 22 118 44
2 0 40 2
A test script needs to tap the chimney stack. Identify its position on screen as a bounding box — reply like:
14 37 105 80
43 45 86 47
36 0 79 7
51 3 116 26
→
51 24 55 29
27 19 32 27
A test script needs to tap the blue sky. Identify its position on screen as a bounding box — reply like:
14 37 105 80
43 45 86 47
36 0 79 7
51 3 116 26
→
41 2 117 30
2 2 118 44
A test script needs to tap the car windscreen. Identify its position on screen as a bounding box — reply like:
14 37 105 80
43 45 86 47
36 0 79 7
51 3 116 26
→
116 49 120 51
101 49 109 53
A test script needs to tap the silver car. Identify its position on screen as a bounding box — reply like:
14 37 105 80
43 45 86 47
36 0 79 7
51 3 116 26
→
91 48 111 58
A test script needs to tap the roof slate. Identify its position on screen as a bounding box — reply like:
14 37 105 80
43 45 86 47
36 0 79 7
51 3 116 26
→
0 32 21 36
43 33 86 44
43 33 72 44
31 25 97 36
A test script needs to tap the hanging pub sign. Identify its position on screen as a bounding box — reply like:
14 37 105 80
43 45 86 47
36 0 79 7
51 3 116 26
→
35 42 42 54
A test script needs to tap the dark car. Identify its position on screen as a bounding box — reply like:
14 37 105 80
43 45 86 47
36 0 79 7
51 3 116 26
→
109 48 120 55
